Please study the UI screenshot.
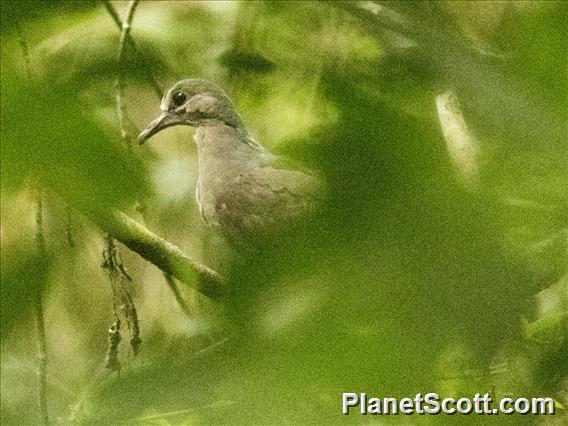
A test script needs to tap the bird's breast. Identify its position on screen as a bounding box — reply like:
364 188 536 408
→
196 166 322 248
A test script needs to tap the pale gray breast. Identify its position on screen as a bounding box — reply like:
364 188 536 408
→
199 165 324 247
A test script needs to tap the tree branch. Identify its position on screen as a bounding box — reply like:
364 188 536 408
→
102 0 162 99
91 210 226 301
115 0 140 145
163 272 194 319
33 188 49 426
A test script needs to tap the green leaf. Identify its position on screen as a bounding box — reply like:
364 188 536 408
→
1 43 149 214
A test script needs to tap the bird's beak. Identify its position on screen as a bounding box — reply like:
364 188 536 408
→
137 112 186 145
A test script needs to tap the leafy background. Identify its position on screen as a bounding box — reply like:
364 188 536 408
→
1 1 567 424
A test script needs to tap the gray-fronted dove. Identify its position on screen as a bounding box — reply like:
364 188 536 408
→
138 79 324 248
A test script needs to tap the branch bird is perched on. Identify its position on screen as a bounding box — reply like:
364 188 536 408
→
138 79 324 248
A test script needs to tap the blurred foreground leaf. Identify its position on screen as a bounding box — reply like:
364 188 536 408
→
0 241 50 338
1 41 148 214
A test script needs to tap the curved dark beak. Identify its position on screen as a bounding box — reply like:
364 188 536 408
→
137 113 187 145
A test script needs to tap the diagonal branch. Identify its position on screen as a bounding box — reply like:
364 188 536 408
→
163 272 194 319
90 210 226 301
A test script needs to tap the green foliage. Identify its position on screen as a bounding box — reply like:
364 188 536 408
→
1 1 566 424
1 48 148 214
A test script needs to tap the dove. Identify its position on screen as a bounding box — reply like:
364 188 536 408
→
138 79 324 248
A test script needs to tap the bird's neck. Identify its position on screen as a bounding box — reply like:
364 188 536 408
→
194 121 271 178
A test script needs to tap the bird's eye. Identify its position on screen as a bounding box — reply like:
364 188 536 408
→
172 91 187 107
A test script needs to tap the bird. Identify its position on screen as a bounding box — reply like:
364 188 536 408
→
138 79 324 249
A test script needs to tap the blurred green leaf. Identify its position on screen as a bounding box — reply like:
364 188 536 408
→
0 241 50 338
1 43 148 214
1 1 567 424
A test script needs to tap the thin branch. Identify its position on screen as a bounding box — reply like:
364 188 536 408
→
126 397 234 423
191 337 230 359
115 0 140 145
90 210 226 301
102 0 162 99
331 1 421 45
138 212 195 330
109 1 195 320
17 29 33 79
163 273 194 319
65 205 75 248
33 189 49 426
101 0 122 28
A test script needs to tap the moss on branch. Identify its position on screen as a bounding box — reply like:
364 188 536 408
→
93 210 226 301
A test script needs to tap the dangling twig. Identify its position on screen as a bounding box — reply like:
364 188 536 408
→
105 316 122 372
102 233 141 364
122 290 142 356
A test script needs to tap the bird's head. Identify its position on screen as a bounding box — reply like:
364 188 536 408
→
138 79 244 144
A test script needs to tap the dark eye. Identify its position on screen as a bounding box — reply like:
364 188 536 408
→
172 91 187 107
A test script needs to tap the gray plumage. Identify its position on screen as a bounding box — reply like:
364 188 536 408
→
138 79 324 247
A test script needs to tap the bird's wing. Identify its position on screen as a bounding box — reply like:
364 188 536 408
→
213 166 324 244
